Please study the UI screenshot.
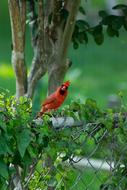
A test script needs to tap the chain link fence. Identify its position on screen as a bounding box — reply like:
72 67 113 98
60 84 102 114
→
29 115 127 190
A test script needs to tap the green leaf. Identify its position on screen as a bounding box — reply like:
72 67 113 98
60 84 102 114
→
17 129 31 157
83 32 88 44
93 24 103 34
102 15 122 27
62 155 69 162
94 32 104 45
77 32 88 44
42 136 49 147
113 4 127 10
70 101 81 112
27 145 37 158
19 96 28 104
123 19 127 31
102 15 123 30
12 151 21 165
76 20 89 31
84 98 101 121
99 10 108 18
79 6 86 15
22 151 33 167
107 26 115 37
0 121 7 132
92 25 104 45
78 32 84 43
113 4 127 16
0 183 8 190
112 17 123 30
73 41 79 49
0 135 12 155
0 159 8 179
107 26 119 37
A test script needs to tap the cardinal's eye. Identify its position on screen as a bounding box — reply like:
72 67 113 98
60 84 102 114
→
61 85 68 90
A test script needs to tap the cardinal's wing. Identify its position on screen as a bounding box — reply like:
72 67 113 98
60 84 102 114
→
42 92 57 106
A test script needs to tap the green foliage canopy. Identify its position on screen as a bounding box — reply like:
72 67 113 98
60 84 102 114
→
72 4 127 47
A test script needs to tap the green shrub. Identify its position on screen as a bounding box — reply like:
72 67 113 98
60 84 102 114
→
0 92 127 189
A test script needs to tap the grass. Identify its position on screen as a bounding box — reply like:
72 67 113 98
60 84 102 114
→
1 31 127 109
67 31 127 107
68 167 109 190
32 160 109 190
0 64 15 94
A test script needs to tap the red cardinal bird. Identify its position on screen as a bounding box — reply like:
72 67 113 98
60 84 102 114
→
37 81 70 118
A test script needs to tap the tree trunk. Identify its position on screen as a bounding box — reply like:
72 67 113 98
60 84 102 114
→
48 0 81 94
8 0 27 98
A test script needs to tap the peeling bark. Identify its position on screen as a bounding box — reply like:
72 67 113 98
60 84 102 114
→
8 0 27 98
27 0 50 98
48 0 81 94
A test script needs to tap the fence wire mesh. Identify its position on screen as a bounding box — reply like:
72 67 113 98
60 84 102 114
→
28 117 127 190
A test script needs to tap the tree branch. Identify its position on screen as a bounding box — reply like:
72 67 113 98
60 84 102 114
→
13 165 23 190
34 111 127 131
27 0 47 98
60 0 81 62
34 117 84 129
27 66 46 98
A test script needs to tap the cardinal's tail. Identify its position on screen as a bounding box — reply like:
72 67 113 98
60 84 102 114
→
36 106 45 119
35 111 43 119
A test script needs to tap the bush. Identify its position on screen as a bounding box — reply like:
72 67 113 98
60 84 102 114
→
0 92 127 189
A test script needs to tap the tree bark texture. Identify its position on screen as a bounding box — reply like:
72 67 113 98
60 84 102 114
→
8 0 27 98
27 0 47 98
48 0 81 94
8 0 81 98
